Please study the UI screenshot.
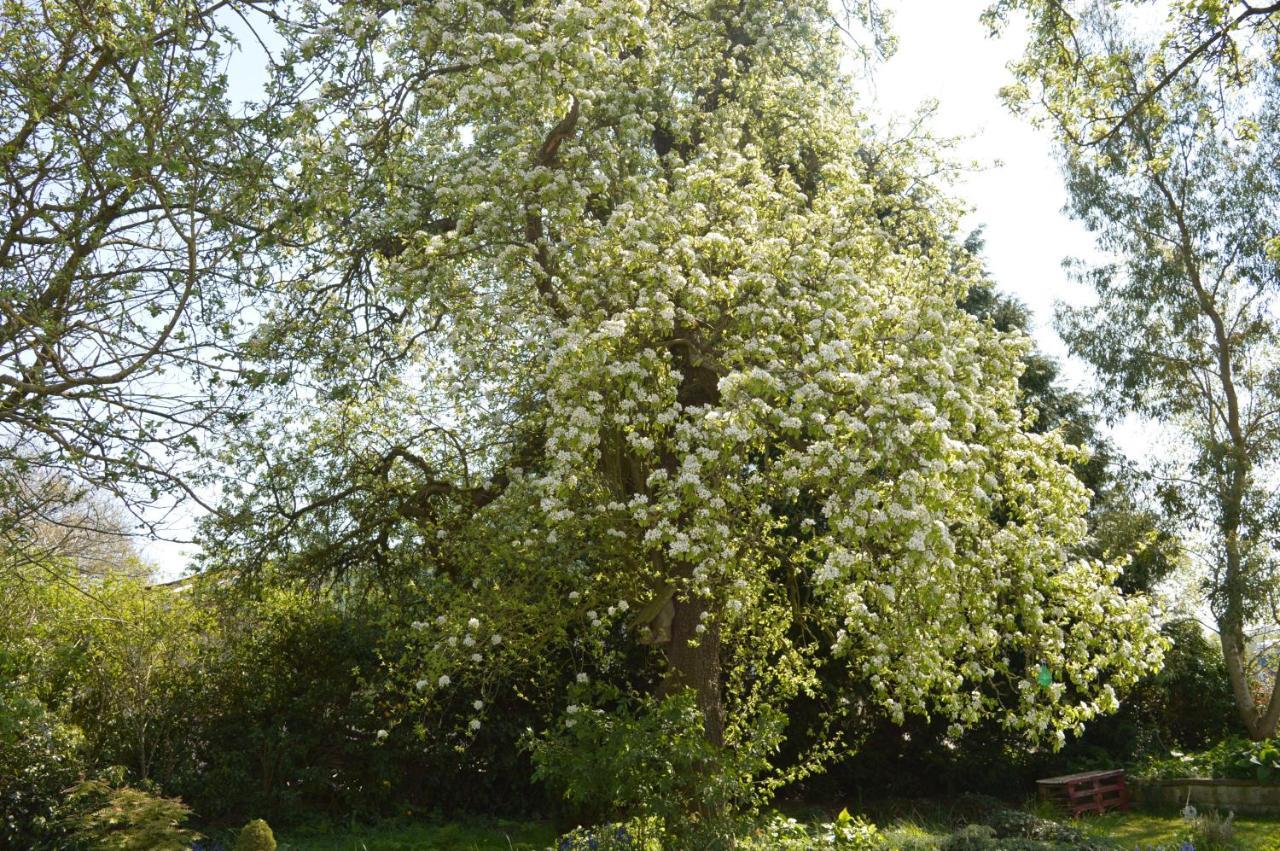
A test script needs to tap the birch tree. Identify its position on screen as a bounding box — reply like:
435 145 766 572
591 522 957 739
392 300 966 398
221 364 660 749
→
996 0 1280 738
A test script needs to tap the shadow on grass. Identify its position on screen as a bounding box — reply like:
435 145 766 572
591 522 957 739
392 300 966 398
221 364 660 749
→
277 817 558 851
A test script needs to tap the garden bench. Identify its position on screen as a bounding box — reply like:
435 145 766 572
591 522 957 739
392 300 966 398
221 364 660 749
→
1036 769 1130 816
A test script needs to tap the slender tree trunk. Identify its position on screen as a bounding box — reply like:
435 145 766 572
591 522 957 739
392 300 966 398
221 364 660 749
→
1218 493 1267 737
659 589 725 744
1221 621 1266 739
1220 600 1280 739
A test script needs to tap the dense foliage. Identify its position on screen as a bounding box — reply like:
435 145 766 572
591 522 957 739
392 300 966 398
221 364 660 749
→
196 10 1167 837
1134 736 1280 784
0 652 84 847
62 777 202 851
0 552 1227 846
233 818 277 851
5 0 1256 846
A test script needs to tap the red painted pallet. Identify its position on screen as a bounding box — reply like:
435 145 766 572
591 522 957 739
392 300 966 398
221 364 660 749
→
1036 769 1130 816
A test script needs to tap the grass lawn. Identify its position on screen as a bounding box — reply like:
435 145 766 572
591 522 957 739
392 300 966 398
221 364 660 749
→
872 807 1280 848
1075 809 1280 847
272 807 1280 849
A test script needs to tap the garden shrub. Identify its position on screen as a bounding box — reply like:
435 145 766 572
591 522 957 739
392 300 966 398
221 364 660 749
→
1134 736 1280 783
984 808 1086 844
920 806 1116 851
746 809 883 849
24 571 213 792
165 586 415 826
941 824 998 850
553 810 883 850
234 818 277 851
1178 810 1241 851
939 826 1112 851
0 663 85 848
62 776 202 850
554 819 661 850
529 688 783 848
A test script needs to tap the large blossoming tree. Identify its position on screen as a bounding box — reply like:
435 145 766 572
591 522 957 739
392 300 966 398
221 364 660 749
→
212 0 1162 788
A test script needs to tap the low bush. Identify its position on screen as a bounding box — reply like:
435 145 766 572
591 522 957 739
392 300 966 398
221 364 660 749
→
61 776 202 850
555 820 661 850
0 666 85 848
984 808 1087 844
1177 809 1242 851
1134 737 1280 783
746 809 882 849
529 687 784 847
921 805 1117 851
554 809 882 850
942 824 998 850
234 818 277 851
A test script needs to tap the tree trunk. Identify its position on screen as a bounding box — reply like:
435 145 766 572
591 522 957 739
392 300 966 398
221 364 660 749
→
1220 613 1280 740
658 589 725 744
656 341 725 742
1216 448 1272 738
1221 625 1266 739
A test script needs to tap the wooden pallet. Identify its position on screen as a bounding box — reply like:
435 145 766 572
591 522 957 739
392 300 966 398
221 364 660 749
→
1037 769 1130 816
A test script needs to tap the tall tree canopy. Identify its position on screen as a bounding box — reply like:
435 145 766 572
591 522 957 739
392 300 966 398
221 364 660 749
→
988 0 1280 144
205 0 1163 809
0 0 274 573
997 0 1280 738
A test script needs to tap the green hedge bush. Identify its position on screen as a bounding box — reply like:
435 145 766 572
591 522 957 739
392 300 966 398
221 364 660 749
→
233 818 277 851
0 662 85 848
1134 736 1280 783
